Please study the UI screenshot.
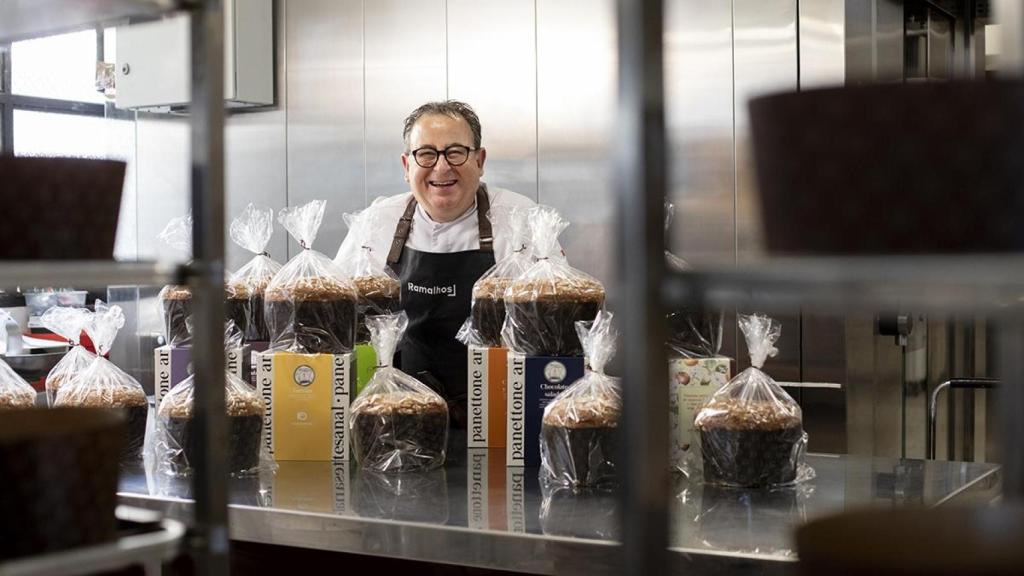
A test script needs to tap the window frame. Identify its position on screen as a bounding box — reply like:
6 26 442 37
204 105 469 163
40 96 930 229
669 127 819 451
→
0 27 123 155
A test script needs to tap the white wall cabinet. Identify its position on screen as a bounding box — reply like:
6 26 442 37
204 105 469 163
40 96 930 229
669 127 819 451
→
115 0 273 110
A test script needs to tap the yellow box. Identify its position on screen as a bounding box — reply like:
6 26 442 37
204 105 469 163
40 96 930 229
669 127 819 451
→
467 345 509 448
669 357 731 471
255 351 352 461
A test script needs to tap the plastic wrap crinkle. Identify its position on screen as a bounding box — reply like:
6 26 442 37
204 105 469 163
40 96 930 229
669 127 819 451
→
350 312 449 473
154 322 274 477
456 206 532 348
540 310 620 487
0 310 37 410
694 314 813 488
502 205 605 356
226 204 282 342
157 214 193 346
335 200 401 344
265 200 358 354
41 305 95 406
55 302 148 461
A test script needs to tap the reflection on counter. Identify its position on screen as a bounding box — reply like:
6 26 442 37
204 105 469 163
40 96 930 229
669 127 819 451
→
676 482 808 557
540 481 619 540
118 431 1001 562
353 468 448 524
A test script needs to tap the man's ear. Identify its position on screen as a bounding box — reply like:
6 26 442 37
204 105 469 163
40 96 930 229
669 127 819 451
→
477 147 487 174
401 153 410 182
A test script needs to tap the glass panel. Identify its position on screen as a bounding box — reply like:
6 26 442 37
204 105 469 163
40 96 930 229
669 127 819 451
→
12 30 104 103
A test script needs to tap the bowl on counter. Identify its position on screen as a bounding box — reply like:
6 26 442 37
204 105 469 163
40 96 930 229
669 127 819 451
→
0 407 125 560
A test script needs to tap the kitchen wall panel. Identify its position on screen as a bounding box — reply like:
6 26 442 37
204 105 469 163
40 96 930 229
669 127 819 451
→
448 0 538 202
536 0 617 293
286 0 363 259
364 0 446 208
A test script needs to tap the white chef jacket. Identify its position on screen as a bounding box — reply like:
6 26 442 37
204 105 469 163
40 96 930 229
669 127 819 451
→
334 185 535 266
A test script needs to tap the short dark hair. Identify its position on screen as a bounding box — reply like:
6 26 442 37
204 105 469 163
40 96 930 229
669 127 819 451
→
402 100 482 151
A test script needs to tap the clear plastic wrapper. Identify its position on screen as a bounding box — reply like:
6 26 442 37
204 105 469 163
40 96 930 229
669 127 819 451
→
694 314 813 488
157 214 193 346
153 322 274 477
502 206 605 356
0 310 37 410
335 202 400 344
55 302 148 461
41 305 95 406
265 200 359 354
226 204 282 342
540 311 620 487
350 312 449 473
456 206 532 348
663 202 724 358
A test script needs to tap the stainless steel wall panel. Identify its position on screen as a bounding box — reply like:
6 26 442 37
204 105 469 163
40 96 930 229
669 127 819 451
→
800 0 846 89
734 0 797 262
447 0 537 202
536 0 616 292
845 314 878 456
665 0 734 265
875 0 904 82
286 0 363 259
801 313 847 453
364 0 446 206
733 0 799 386
134 116 190 262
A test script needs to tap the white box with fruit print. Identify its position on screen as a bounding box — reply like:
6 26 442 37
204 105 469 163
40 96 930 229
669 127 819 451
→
669 357 732 473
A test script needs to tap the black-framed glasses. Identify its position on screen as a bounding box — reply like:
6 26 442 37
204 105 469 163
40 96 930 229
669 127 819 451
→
409 144 478 168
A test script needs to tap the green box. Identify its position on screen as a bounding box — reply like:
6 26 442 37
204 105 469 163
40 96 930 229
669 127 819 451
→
354 343 377 397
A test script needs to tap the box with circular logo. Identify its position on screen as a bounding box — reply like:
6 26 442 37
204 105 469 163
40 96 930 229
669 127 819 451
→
505 353 585 467
254 351 353 461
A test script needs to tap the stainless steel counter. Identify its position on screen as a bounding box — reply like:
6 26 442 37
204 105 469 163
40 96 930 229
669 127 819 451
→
118 435 1000 576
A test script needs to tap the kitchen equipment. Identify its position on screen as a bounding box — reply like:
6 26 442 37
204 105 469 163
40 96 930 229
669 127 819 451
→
24 291 88 330
0 291 28 334
0 156 125 260
0 407 125 560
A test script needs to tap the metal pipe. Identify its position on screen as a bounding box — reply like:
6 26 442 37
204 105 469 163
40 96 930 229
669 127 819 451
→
927 378 1000 460
187 0 228 574
615 0 668 573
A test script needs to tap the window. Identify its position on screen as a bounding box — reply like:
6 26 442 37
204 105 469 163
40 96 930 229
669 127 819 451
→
0 27 128 155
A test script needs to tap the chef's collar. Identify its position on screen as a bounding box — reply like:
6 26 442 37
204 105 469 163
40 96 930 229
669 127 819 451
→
414 197 478 230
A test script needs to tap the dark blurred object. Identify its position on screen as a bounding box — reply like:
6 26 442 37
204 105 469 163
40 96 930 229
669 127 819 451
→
0 156 125 260
749 81 1024 254
797 507 1024 576
0 407 125 560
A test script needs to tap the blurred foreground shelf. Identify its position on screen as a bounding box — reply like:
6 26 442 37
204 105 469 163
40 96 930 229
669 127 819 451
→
0 0 177 42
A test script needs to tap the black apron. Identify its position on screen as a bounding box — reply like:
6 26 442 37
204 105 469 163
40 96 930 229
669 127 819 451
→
386 185 496 427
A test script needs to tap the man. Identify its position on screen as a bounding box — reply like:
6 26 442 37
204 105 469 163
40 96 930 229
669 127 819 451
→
338 100 533 425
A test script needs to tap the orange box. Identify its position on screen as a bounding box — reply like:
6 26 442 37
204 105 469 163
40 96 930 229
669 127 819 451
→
467 345 508 448
467 448 508 531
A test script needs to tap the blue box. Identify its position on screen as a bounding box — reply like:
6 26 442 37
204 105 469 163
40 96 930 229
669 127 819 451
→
506 353 586 467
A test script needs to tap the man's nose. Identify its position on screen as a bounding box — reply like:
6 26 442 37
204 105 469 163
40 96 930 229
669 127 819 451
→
433 153 453 171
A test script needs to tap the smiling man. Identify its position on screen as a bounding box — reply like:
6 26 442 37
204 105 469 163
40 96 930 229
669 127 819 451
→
337 101 533 426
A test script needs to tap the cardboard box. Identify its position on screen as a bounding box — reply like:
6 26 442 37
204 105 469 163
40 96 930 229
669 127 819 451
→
255 351 353 461
354 343 376 397
506 354 586 467
467 345 509 449
246 341 271 387
154 344 248 410
466 448 508 531
668 357 731 471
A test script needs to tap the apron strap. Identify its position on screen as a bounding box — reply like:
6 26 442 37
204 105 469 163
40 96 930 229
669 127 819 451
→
386 184 494 264
386 196 418 265
476 184 494 253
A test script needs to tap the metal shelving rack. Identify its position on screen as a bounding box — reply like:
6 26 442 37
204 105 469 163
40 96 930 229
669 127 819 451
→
616 1 1024 574
0 1 227 574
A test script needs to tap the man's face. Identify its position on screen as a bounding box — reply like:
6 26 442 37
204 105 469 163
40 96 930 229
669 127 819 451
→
402 113 486 223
